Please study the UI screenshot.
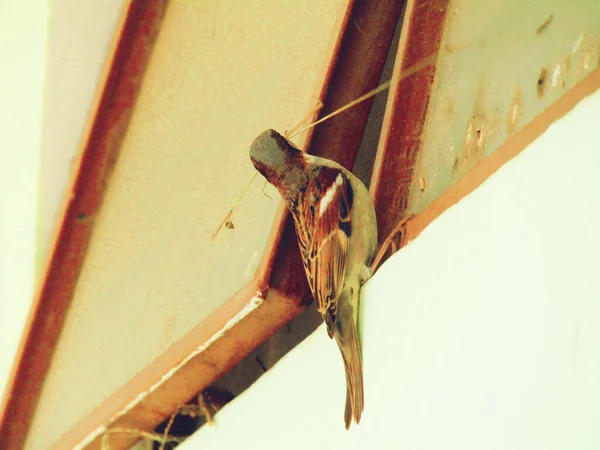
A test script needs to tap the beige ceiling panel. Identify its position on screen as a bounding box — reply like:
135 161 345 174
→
27 1 348 448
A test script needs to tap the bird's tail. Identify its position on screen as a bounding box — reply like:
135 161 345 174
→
335 318 364 429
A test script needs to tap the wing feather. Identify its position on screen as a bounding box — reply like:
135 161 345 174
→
292 171 353 338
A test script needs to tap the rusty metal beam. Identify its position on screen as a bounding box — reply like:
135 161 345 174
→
370 0 449 247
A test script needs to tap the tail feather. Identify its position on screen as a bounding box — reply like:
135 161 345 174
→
335 318 364 429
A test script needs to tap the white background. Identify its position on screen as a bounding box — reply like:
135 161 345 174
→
0 1 48 401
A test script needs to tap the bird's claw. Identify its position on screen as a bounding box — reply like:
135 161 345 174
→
369 214 414 274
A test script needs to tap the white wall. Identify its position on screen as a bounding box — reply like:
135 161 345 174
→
178 89 600 449
0 1 48 402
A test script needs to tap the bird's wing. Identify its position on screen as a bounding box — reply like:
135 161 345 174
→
295 171 353 338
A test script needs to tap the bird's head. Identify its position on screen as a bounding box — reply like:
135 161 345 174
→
249 129 306 196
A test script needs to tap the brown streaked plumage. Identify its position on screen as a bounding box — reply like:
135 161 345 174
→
250 129 377 429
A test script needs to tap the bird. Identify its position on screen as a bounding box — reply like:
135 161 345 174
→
250 129 378 429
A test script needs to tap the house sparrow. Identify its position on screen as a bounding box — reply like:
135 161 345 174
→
250 129 377 429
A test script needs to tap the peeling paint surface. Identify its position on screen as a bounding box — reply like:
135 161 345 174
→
409 0 600 214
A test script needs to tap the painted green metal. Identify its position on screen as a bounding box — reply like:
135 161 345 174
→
408 0 600 214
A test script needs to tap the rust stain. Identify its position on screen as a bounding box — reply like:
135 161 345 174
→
537 68 548 98
456 91 487 177
536 14 554 35
506 87 524 137
464 116 485 161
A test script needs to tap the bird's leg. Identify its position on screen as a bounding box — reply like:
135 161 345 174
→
370 215 414 274
359 265 372 286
